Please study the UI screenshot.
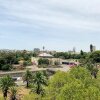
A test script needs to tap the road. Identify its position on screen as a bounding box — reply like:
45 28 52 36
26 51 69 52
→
0 65 70 77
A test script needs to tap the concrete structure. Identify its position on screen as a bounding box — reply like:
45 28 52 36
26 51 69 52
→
31 57 38 65
93 46 96 51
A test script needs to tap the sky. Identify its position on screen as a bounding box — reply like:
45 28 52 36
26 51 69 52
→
0 0 100 52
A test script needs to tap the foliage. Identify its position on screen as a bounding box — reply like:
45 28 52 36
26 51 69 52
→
31 71 48 96
38 58 49 65
0 50 34 71
0 75 15 99
89 51 100 63
0 67 100 100
2 64 12 71
45 71 70 99
9 87 18 100
57 81 100 100
23 70 33 88
23 61 28 67
53 51 87 59
69 67 91 81
45 67 100 100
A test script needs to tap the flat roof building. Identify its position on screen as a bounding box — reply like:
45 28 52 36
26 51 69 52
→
38 53 53 58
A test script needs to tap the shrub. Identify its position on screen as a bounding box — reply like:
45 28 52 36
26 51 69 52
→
23 61 28 67
2 64 12 71
38 58 49 65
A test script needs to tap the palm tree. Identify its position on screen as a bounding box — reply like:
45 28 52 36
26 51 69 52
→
9 87 18 100
0 75 14 100
32 71 47 95
23 70 32 88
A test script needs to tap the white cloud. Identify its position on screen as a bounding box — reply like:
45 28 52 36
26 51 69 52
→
0 0 100 51
0 0 99 32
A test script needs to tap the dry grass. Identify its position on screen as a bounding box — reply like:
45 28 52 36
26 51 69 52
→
17 86 30 95
0 86 31 99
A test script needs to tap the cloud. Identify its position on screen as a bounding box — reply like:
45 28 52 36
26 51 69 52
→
0 0 100 30
0 0 100 51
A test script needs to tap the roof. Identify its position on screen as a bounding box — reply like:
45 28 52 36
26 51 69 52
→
38 53 53 58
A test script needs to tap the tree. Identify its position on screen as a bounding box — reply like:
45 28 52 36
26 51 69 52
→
57 81 100 100
0 75 14 100
23 70 32 88
38 58 49 65
45 71 70 99
89 51 100 63
31 71 47 95
45 67 100 100
0 58 5 70
80 50 84 55
9 87 18 100
69 67 91 81
57 80 84 100
2 64 12 71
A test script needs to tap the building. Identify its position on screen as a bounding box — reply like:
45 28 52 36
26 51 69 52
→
93 46 96 52
38 53 53 58
90 44 96 52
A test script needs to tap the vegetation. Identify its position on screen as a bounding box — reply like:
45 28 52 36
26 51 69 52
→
44 67 100 100
23 70 33 88
0 50 35 71
31 71 48 95
53 51 87 59
0 75 15 100
38 58 49 65
9 87 18 100
0 49 100 99
0 67 100 99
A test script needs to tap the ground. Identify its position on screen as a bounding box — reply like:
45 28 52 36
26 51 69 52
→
0 86 31 100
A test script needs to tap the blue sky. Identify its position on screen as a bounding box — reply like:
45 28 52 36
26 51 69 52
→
0 0 100 52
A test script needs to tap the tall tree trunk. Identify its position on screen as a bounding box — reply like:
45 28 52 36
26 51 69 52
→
3 89 7 100
37 84 40 94
27 81 29 88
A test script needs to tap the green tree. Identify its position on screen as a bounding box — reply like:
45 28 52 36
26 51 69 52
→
31 71 47 95
80 50 84 55
57 80 84 100
45 71 70 99
2 64 12 71
38 58 49 65
0 75 14 100
69 67 91 81
57 81 100 100
89 51 100 63
23 70 33 88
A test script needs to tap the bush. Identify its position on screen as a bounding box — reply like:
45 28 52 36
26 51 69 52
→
38 58 49 65
44 67 100 100
23 61 28 67
2 64 12 71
